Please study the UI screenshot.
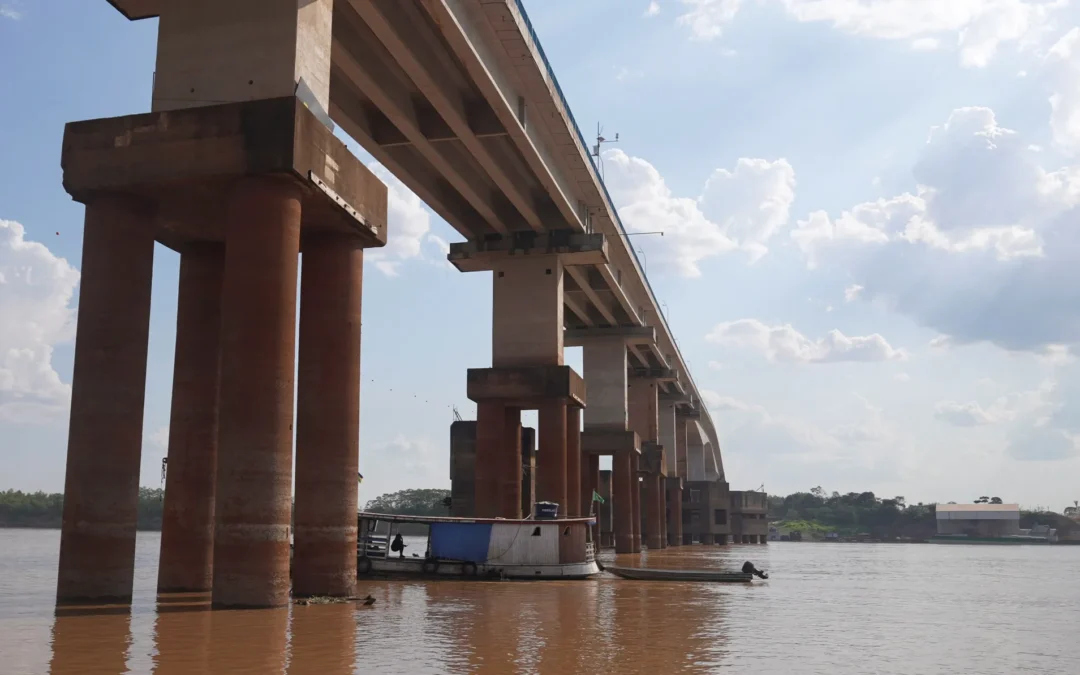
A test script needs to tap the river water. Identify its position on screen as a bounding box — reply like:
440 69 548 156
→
1 529 1077 674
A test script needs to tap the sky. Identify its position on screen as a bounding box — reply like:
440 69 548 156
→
3 0 1080 511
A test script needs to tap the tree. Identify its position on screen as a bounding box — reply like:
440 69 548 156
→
975 496 990 504
990 496 1003 504
364 489 451 516
810 486 826 499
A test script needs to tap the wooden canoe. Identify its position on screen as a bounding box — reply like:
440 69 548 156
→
604 565 754 582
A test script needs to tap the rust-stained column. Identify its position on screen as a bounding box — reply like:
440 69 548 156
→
158 243 225 593
659 480 668 549
293 232 364 598
644 473 662 550
668 479 683 547
565 406 581 517
588 455 600 543
57 195 154 604
537 399 568 514
474 401 504 518
213 177 302 608
501 407 523 518
613 453 633 553
631 454 642 553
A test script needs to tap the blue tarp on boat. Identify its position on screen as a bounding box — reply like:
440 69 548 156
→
429 522 492 563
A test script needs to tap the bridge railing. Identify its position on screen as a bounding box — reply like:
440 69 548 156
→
509 0 708 412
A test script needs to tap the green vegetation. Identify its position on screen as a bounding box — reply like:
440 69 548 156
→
363 489 451 517
0 488 165 530
768 487 937 540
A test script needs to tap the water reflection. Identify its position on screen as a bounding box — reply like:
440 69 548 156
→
153 594 211 675
288 602 355 675
49 606 131 675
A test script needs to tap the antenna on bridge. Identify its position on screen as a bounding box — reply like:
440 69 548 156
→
452 405 463 422
592 122 619 180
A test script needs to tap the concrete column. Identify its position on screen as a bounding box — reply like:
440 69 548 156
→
565 406 581 517
631 455 642 553
537 399 568 513
582 339 627 429
599 469 613 547
659 401 677 476
57 195 155 604
687 437 706 482
474 401 504 518
612 454 633 553
627 378 659 443
501 407 522 519
644 474 662 550
675 416 688 479
667 479 683 547
659 481 668 549
701 533 715 545
492 256 563 367
158 243 224 593
213 177 302 608
587 454 600 542
520 426 535 517
293 232 364 598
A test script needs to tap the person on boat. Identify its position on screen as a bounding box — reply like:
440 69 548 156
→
742 561 768 579
390 533 407 559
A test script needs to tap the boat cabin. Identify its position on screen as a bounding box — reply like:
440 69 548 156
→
358 512 600 580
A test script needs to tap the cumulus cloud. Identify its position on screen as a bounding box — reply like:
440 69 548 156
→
934 400 1001 426
365 162 446 276
844 284 864 302
791 106 1080 352
0 220 79 423
705 318 906 363
603 149 795 276
673 0 1067 66
645 1 661 17
0 4 21 20
1046 27 1080 155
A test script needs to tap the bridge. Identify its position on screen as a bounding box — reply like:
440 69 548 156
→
54 0 763 608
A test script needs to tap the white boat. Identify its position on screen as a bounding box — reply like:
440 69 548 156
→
358 512 601 580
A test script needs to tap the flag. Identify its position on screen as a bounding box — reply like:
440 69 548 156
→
592 490 604 504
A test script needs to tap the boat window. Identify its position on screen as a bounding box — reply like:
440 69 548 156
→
532 527 541 537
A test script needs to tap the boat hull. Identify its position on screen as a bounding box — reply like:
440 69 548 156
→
930 535 1050 545
361 556 600 580
604 565 754 582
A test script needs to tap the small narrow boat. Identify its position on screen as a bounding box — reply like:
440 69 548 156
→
358 512 601 580
604 565 754 583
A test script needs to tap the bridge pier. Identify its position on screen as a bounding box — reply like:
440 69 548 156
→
158 243 224 593
667 477 684 547
56 195 155 604
57 94 387 608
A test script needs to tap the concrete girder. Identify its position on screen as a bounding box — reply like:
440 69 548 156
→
447 230 607 272
349 0 549 231
564 325 655 347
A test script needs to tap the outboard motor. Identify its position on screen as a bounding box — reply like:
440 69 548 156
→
742 561 769 579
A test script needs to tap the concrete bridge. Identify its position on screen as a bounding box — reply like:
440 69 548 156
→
54 0 759 609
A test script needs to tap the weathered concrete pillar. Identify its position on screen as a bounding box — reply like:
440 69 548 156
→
537 399 568 513
450 421 477 517
644 473 662 550
587 454 600 541
474 401 504 518
667 478 683 547
158 243 224 593
293 232 364 598
659 480 668 549
675 415 688 479
521 426 536 517
213 177 302 608
565 406 581 517
659 399 677 477
631 455 642 553
701 533 715 545
599 469 614 547
57 195 155 604
501 407 523 519
613 454 633 553
582 338 627 428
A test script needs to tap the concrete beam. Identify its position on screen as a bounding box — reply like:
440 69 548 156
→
61 97 387 251
630 367 679 382
564 325 655 347
466 365 585 409
449 231 607 272
581 429 640 456
639 442 667 478
105 0 159 20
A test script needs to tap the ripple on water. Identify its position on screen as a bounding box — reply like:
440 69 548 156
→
1 529 1078 674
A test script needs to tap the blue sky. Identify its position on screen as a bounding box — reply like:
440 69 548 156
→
4 0 1080 511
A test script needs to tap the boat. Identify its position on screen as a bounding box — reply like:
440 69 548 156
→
604 565 754 583
357 512 601 580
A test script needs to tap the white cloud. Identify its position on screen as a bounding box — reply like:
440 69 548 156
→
0 220 79 423
934 400 1000 426
615 66 644 82
1046 28 1080 155
366 163 433 277
791 106 1080 352
0 4 21 20
645 1 661 17
705 318 906 363
844 284 864 302
894 372 911 382
604 149 795 276
673 0 1066 66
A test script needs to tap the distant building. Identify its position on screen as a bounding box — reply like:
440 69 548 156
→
935 503 1020 537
